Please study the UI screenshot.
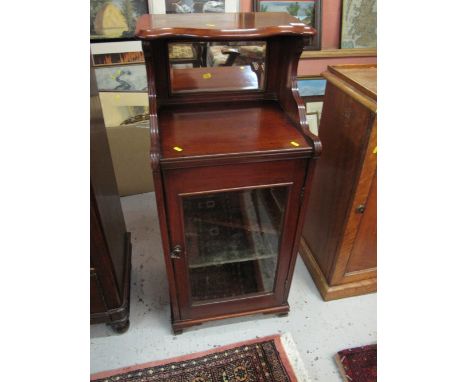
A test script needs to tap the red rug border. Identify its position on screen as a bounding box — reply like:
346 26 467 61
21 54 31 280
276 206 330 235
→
91 334 298 381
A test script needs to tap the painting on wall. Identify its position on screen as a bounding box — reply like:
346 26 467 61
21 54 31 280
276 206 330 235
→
297 77 327 97
91 41 144 67
306 112 319 136
92 51 145 66
305 101 323 136
99 92 149 127
254 0 322 50
306 101 323 118
163 0 241 13
341 0 377 48
94 64 148 92
90 0 149 40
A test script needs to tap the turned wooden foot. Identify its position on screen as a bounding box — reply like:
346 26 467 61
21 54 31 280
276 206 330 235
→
110 319 130 334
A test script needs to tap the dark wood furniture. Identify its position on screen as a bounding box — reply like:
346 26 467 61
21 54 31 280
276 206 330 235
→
136 12 321 333
300 64 377 301
91 63 132 333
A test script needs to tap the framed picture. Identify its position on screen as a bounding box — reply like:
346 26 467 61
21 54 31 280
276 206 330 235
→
306 112 319 136
340 0 377 49
306 101 323 119
99 92 149 128
254 0 322 50
91 0 149 41
91 41 144 66
297 77 326 97
94 64 148 92
154 0 239 14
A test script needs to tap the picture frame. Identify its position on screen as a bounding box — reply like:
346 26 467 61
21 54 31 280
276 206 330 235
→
305 101 323 118
94 64 148 92
91 0 149 41
254 0 322 50
91 41 144 67
306 111 319 136
99 92 149 128
151 0 239 14
340 0 377 49
297 76 327 97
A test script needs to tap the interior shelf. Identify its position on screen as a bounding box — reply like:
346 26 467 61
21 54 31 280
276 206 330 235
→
188 251 276 269
184 187 284 269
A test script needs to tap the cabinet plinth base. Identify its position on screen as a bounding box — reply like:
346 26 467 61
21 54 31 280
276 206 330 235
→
300 238 376 301
109 318 130 334
172 304 290 333
91 232 132 332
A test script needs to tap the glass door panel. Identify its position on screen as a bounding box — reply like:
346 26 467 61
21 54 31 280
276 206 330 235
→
182 187 288 304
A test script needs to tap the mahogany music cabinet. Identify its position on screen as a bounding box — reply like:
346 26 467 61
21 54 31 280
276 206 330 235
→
136 12 321 333
300 64 377 301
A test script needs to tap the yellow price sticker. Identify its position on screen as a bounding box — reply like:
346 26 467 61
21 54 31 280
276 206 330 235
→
202 73 212 79
114 94 121 100
290 141 300 147
173 146 183 152
373 146 377 154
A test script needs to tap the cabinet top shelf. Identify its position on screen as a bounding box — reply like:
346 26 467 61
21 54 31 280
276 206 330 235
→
327 65 377 101
136 12 315 40
158 100 312 166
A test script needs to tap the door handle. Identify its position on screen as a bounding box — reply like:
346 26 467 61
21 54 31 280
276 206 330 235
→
170 245 183 259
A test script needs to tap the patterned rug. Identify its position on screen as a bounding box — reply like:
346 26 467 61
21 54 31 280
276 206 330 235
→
335 344 377 382
91 334 304 382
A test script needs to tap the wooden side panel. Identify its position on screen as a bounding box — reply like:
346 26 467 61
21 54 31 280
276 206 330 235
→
346 174 377 274
90 66 127 295
301 82 374 281
90 195 121 307
90 272 107 314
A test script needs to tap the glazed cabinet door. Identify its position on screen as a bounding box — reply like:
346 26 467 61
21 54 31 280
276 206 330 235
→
163 160 307 320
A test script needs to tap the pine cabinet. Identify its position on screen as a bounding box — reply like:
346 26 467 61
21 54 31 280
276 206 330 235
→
300 64 377 301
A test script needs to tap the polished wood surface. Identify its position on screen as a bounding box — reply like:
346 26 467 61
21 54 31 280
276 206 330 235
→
328 64 377 100
159 101 311 162
139 13 321 332
300 64 376 300
165 160 307 322
170 66 259 93
301 48 377 59
330 116 377 285
346 175 377 273
136 12 315 40
300 238 376 301
90 61 132 333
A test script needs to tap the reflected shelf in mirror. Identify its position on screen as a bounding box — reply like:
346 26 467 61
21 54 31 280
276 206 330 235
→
168 41 267 93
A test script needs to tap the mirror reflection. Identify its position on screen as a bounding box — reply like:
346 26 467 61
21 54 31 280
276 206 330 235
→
168 41 267 93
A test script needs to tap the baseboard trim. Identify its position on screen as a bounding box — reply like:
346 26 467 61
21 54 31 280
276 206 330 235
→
299 237 376 301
